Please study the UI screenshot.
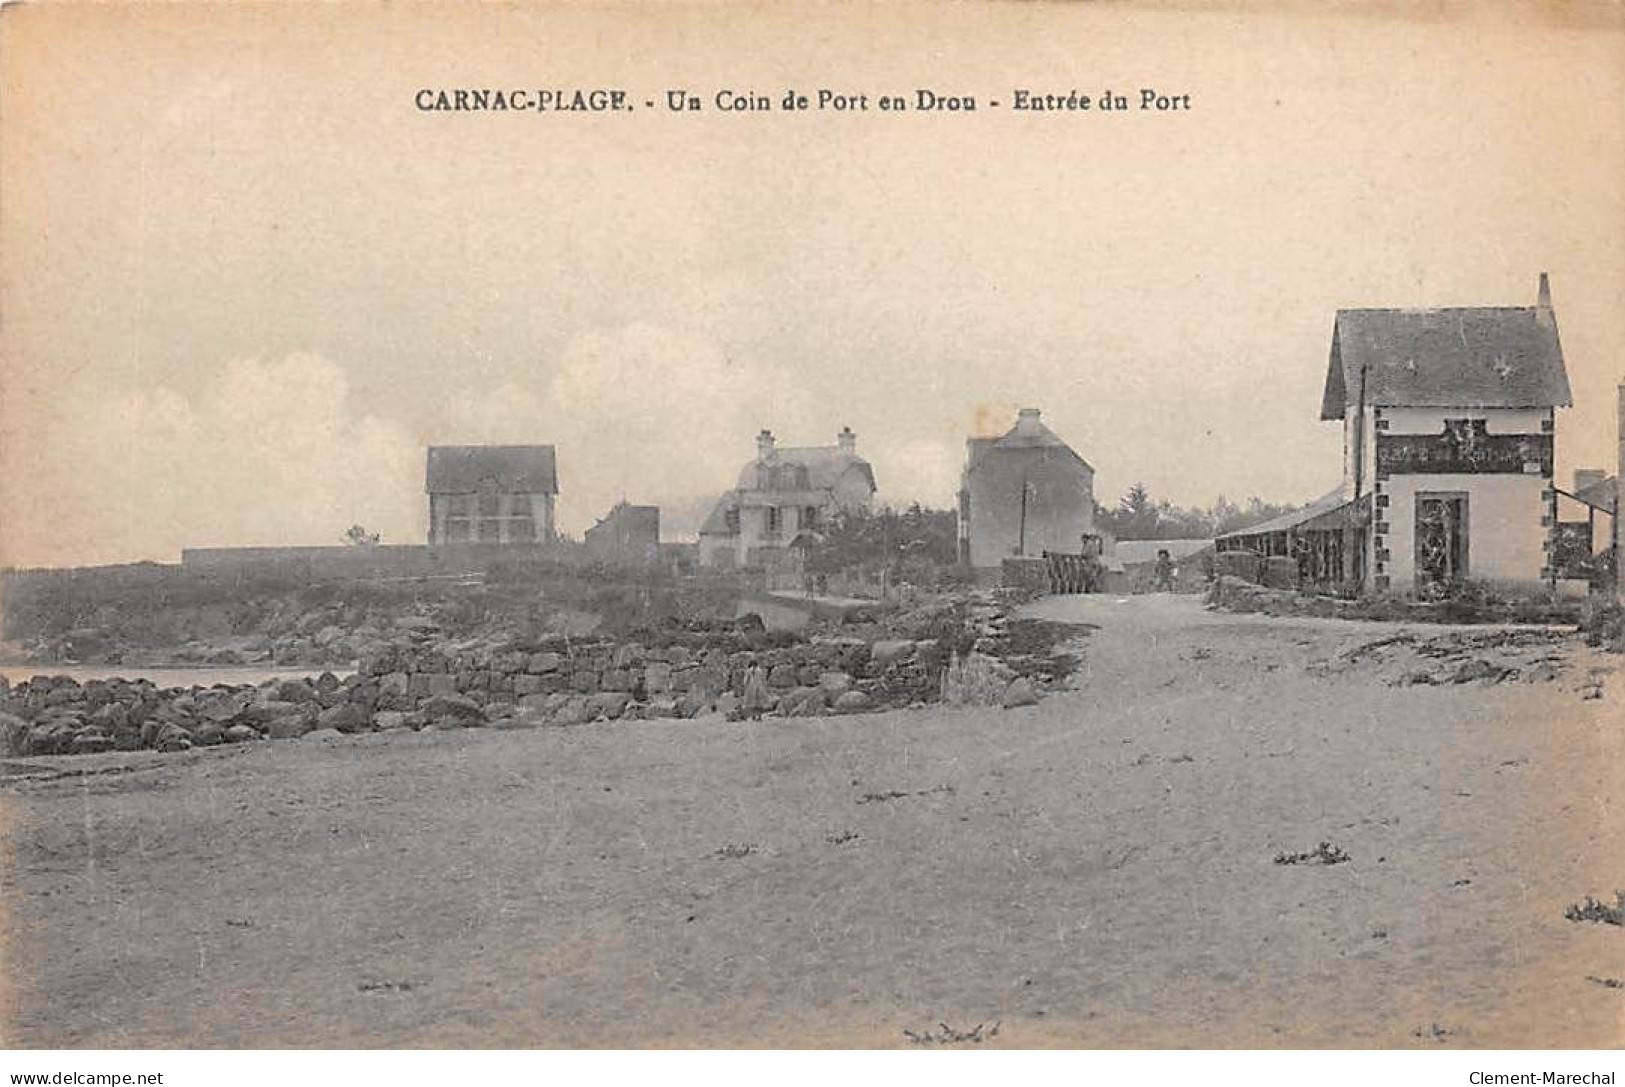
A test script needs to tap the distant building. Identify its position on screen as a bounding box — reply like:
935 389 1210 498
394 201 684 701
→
584 501 660 565
1556 466 1617 576
958 408 1096 575
698 427 876 569
1219 273 1573 593
425 445 558 545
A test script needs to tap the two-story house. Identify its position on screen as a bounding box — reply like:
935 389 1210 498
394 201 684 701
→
697 427 876 569
426 445 558 545
958 408 1096 578
1218 274 1572 594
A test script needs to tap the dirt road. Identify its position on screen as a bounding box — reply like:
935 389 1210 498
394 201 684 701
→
2 594 1619 1047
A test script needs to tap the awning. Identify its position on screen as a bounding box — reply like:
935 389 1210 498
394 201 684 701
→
1216 488 1370 545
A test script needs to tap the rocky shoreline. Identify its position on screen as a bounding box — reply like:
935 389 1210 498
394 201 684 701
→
0 594 1089 759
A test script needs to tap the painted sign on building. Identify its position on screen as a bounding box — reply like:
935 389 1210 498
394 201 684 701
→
1376 421 1552 477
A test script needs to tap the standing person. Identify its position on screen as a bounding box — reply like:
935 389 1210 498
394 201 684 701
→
741 664 772 721
1153 548 1175 592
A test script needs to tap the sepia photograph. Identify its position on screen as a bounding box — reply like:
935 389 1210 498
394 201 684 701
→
0 0 1621 1078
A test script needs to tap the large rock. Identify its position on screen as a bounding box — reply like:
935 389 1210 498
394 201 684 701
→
153 722 194 752
70 732 115 755
372 710 411 731
588 691 631 720
780 686 828 716
644 662 674 694
870 640 916 668
550 696 595 726
410 673 457 697
264 706 318 740
832 690 871 714
818 671 853 694
242 698 300 724
45 686 85 707
302 728 346 741
419 693 485 724
767 663 799 689
199 693 250 723
223 724 262 743
526 652 564 674
318 702 372 734
274 679 317 703
1001 677 1039 708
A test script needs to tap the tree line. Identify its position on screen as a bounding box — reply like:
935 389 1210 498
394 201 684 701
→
804 485 1298 574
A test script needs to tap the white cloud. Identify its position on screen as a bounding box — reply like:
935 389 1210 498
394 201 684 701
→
440 322 820 535
3 353 421 566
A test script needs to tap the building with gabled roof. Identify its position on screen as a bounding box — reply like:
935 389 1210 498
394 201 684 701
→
425 444 558 545
957 408 1095 575
584 501 660 566
697 427 876 569
1220 273 1573 594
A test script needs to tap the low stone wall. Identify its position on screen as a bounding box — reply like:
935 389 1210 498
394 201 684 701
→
0 595 1087 759
1206 575 1583 625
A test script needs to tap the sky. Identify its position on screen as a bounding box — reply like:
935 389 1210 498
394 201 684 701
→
2 2 1623 567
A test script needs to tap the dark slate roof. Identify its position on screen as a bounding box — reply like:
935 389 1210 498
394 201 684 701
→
735 447 877 494
1321 307 1570 419
425 445 558 493
965 410 1093 473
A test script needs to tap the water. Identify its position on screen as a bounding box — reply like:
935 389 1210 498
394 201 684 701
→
0 663 353 689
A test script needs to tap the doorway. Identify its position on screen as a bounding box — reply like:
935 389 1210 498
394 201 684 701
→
1415 492 1469 591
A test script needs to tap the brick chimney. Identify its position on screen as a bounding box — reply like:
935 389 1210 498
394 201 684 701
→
1536 272 1553 327
756 428 775 461
837 426 856 454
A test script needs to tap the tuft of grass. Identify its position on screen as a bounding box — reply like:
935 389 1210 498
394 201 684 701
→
1564 892 1624 926
712 843 759 860
903 1021 1001 1046
940 651 1007 707
1274 841 1351 866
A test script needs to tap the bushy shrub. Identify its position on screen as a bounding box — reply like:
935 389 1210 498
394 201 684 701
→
1580 597 1625 652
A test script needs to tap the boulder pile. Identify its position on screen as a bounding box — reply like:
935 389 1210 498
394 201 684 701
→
0 593 1088 759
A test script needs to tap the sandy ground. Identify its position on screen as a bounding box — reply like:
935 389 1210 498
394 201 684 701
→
1 594 1620 1048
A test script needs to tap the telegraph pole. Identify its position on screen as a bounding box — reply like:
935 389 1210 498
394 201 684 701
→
1018 475 1030 557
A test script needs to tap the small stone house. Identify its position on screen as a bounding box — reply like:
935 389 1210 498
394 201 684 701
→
958 408 1096 577
584 501 660 565
698 427 876 569
426 445 558 545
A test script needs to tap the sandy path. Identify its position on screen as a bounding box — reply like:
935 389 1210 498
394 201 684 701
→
1 594 1619 1048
